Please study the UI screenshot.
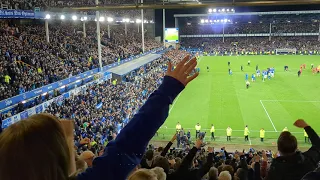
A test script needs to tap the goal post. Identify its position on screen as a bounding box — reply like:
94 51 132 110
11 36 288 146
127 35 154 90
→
275 48 297 55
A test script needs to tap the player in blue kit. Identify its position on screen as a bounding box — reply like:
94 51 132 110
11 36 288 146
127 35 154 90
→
270 67 275 77
251 74 256 82
256 69 261 77
229 69 233 75
262 70 267 82
245 73 248 81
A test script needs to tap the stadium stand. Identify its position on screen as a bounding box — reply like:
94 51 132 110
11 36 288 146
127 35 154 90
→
0 20 161 101
181 37 320 54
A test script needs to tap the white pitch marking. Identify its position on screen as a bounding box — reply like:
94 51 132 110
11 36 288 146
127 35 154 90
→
260 100 277 132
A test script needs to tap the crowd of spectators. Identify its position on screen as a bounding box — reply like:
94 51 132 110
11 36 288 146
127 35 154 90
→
0 20 161 101
1 0 154 21
43 49 187 155
181 36 320 53
180 22 319 35
0 0 45 10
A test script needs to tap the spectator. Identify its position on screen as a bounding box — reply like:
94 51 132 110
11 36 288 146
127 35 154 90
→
208 167 219 180
128 168 157 180
219 171 232 180
150 167 167 180
266 119 320 180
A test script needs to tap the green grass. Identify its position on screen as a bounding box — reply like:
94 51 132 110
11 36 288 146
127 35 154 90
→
154 55 320 147
165 34 179 41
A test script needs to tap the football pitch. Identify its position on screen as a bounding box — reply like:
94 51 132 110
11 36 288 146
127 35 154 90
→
154 55 320 147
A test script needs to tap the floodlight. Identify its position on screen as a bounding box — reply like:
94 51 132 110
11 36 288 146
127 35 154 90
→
72 15 77 21
99 16 105 22
60 15 65 20
45 14 50 19
107 17 114 22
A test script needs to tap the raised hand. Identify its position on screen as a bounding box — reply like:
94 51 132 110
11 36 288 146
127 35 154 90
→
170 133 177 143
294 119 309 128
80 137 90 145
208 147 214 153
195 139 203 149
166 55 199 86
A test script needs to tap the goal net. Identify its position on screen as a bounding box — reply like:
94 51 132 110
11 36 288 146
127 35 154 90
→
275 48 297 55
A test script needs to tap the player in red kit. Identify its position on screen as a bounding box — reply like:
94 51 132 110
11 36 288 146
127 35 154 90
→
312 68 318 74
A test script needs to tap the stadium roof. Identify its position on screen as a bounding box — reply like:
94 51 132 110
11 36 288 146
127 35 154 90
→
108 54 161 76
49 0 320 11
174 10 320 17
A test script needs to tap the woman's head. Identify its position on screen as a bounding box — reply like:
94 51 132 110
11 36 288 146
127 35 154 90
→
0 113 71 180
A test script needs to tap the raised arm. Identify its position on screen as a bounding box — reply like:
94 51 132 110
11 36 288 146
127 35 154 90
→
197 147 214 178
177 139 202 172
77 56 198 180
294 119 320 165
161 133 177 157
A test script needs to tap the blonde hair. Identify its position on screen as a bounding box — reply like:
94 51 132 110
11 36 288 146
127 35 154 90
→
73 157 88 176
218 171 232 180
128 168 158 180
150 167 166 180
0 113 71 180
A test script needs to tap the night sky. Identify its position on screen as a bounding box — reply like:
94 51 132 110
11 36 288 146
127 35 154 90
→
154 4 320 37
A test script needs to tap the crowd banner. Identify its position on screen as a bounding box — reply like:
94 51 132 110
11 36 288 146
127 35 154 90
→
0 10 35 18
1 73 112 129
0 48 164 111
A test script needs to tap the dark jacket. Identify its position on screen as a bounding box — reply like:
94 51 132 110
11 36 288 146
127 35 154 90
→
167 147 214 180
77 76 185 180
266 126 320 180
302 167 320 180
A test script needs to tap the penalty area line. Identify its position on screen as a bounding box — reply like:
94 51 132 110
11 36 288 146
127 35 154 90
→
169 93 182 114
260 100 277 132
